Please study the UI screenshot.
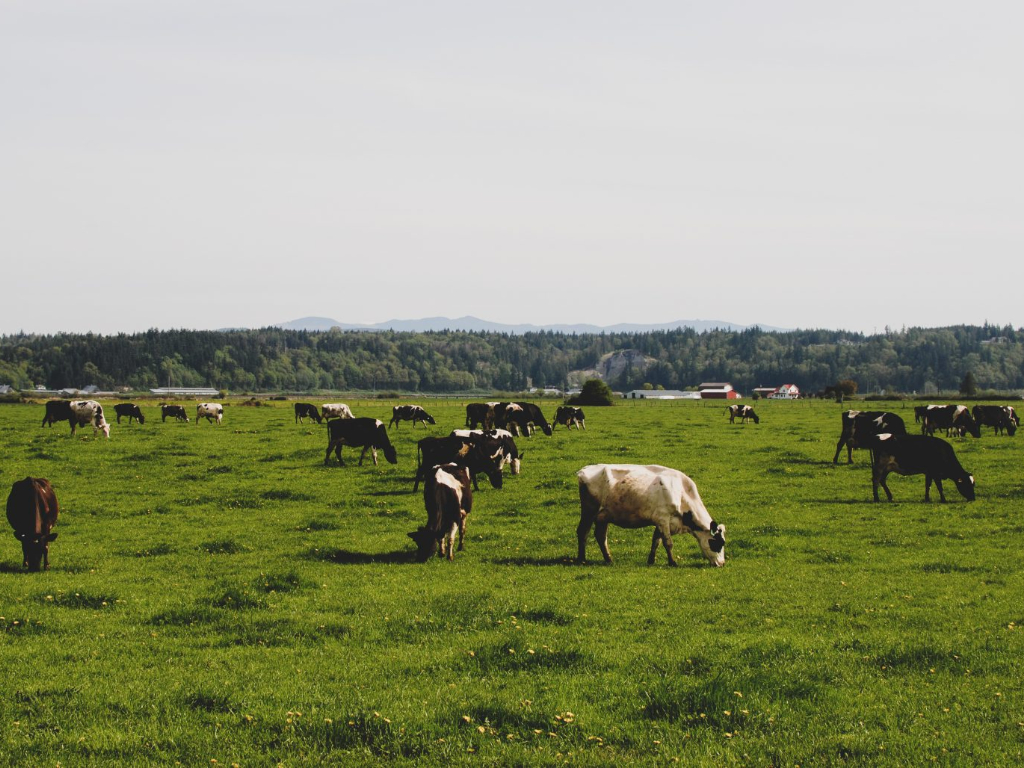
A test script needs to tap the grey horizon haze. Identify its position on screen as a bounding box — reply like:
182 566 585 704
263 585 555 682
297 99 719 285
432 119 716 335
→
2 2 1021 336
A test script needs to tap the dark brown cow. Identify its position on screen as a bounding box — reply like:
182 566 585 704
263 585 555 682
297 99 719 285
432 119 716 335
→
294 403 322 424
971 405 1017 436
465 402 497 430
389 405 436 429
114 403 145 424
324 417 398 467
868 434 975 502
161 404 189 422
414 435 504 492
408 463 473 561
6 477 59 570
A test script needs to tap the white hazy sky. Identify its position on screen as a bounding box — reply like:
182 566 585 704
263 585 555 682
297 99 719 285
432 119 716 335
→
2 1 1022 335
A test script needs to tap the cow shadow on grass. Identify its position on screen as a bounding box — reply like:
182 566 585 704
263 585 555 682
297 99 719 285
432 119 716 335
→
308 547 417 565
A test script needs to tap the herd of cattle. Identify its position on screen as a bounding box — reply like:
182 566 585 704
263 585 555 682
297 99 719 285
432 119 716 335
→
7 397 1018 571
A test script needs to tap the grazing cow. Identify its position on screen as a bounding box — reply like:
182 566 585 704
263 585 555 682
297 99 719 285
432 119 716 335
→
6 477 59 570
514 402 553 436
832 410 906 464
868 433 975 503
553 406 586 431
161 404 189 422
389 404 436 429
921 405 980 438
972 405 1017 436
408 464 473 561
450 429 523 475
42 400 73 427
67 401 110 438
414 435 504 492
322 403 354 420
196 403 223 425
114 403 145 424
294 403 323 424
496 402 527 435
324 417 398 467
577 464 726 567
465 402 497 430
727 404 760 424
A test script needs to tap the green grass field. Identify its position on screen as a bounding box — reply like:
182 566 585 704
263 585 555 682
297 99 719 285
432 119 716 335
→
1 398 1022 765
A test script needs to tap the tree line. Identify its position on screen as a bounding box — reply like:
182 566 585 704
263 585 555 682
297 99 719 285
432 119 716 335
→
1 324 1021 395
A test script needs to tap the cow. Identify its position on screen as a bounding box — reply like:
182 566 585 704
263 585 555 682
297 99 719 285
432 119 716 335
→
42 400 72 427
553 406 586 431
727 404 759 424
495 402 527 435
161 404 189 422
114 403 145 424
324 417 398 467
389 404 436 429
69 401 111 438
514 402 553 436
868 433 975 503
450 429 523 475
322 403 354 420
294 403 323 424
971 405 1017 436
914 405 929 424
576 464 726 567
407 464 473 562
832 410 906 464
6 477 59 570
465 402 497 430
921 405 980 438
414 434 504 492
196 403 223 425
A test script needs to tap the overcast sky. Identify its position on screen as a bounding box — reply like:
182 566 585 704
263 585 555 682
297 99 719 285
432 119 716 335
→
2 1 1021 336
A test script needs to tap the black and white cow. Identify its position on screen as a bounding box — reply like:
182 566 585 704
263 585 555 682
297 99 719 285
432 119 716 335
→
971 405 1017 436
161 404 189 422
42 400 73 427
196 403 223 425
465 402 497 430
414 434 504 492
408 463 473 562
553 406 586 431
324 417 398 467
294 403 322 424
67 401 111 438
495 402 527 435
6 477 59 571
389 405 436 429
832 410 906 464
450 429 523 475
727 404 759 424
577 464 726 567
868 433 975 503
514 402 553 436
921 405 980 438
322 403 354 420
114 403 145 424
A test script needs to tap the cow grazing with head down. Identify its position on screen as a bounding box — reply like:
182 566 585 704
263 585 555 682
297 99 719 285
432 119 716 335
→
196 403 223 425
972 405 1018 436
161 404 189 422
553 406 586 431
324 417 398 467
921 405 980 439
450 429 523 475
832 410 906 464
577 464 726 567
465 402 497 430
727 404 759 424
389 405 436 429
69 401 110 438
114 403 145 424
321 403 354 420
868 433 975 503
294 403 322 424
7 477 59 571
414 435 504 492
515 402 553 436
408 464 473 561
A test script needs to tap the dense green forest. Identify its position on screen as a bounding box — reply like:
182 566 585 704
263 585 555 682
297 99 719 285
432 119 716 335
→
1 325 1022 395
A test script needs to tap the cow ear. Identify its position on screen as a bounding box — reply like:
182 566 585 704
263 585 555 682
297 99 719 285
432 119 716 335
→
519 451 526 461
47 533 58 541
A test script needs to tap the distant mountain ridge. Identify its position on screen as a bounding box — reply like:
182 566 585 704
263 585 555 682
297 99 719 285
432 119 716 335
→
272 315 790 334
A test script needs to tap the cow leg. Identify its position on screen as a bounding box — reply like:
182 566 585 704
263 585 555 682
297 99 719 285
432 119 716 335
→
370 447 379 466
457 515 467 551
873 468 893 502
577 485 599 562
933 477 947 503
648 529 662 565
594 521 612 563
446 522 458 560
358 445 369 466
660 526 677 567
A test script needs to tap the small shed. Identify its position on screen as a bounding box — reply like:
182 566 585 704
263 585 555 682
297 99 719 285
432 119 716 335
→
698 382 740 399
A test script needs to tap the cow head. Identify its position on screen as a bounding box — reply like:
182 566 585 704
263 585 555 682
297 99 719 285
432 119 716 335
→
540 423 553 436
1007 422 1017 437
691 520 726 567
380 441 398 465
14 531 58 571
955 474 976 501
408 527 439 562
750 411 760 424
423 413 437 425
136 411 146 425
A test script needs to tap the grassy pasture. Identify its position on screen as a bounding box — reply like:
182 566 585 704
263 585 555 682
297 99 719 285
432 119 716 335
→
1 397 1022 765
